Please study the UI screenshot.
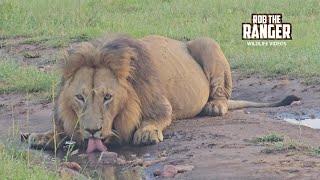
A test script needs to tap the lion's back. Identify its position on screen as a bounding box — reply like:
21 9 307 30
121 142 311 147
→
141 35 210 119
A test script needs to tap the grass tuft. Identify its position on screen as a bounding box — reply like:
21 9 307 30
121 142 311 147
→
252 134 319 155
311 147 320 156
261 141 302 154
254 133 284 143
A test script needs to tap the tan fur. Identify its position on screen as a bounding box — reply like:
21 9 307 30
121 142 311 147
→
28 35 298 149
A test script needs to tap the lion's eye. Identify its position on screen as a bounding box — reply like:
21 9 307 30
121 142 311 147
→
75 94 85 102
104 93 113 102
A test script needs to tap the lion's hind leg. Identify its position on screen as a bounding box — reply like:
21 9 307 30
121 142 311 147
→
187 38 232 116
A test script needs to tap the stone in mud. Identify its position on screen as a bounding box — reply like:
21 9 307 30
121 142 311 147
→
130 154 137 158
98 151 118 164
153 169 162 177
116 157 127 165
175 165 194 173
143 153 151 158
161 165 178 177
290 101 301 106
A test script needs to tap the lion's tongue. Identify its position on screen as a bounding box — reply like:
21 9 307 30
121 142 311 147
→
86 138 107 153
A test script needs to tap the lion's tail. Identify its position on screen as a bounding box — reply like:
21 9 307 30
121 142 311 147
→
227 95 300 110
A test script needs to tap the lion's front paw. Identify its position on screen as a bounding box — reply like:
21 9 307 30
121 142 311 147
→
133 125 163 145
202 100 228 116
28 133 54 150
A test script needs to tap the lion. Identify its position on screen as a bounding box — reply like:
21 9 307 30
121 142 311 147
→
27 35 299 152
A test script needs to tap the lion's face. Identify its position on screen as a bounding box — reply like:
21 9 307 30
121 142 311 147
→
61 66 127 143
56 41 142 149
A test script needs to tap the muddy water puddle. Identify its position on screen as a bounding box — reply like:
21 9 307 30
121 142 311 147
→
52 146 164 179
52 150 161 180
276 110 320 129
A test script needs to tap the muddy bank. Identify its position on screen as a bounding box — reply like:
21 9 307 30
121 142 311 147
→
1 72 320 179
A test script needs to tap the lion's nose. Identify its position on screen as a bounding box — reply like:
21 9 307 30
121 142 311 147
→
84 127 102 138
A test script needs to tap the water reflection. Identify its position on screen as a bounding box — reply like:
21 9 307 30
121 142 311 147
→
53 145 158 180
284 118 320 129
276 111 320 129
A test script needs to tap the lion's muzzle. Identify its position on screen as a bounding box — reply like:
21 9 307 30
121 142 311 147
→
84 128 102 139
82 128 108 153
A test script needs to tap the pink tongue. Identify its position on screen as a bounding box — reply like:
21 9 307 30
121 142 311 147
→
86 138 108 153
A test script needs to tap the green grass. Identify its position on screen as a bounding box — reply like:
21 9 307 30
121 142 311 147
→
254 133 284 143
0 142 58 179
0 0 319 82
253 134 320 155
0 61 58 93
311 147 320 156
261 141 301 154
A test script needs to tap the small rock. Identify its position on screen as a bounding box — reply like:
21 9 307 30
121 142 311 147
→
143 153 151 158
290 101 301 106
153 169 161 177
175 165 194 173
116 157 127 165
98 151 118 164
60 162 81 171
143 161 153 167
244 110 250 114
130 154 137 158
162 165 178 177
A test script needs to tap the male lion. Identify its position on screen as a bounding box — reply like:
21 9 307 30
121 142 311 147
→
27 35 299 152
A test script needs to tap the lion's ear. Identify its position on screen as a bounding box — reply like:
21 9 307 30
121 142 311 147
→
62 43 97 79
100 47 136 79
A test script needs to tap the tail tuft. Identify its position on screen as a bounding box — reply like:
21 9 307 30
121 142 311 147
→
277 95 301 106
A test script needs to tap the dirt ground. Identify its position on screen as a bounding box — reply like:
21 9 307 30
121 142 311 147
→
1 40 320 179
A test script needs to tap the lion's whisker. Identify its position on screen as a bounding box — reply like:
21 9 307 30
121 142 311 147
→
111 130 120 139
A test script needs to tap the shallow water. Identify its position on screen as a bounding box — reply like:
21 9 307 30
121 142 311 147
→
53 145 161 179
283 118 320 129
276 110 320 129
